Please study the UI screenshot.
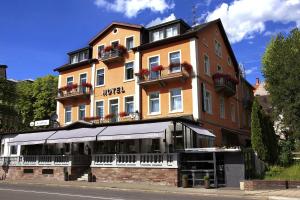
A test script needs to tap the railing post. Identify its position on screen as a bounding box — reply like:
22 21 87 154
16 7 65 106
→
36 155 39 166
91 155 95 166
163 154 168 167
113 154 117 167
136 154 141 167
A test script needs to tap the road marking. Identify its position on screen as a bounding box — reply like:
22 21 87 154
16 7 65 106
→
0 188 126 200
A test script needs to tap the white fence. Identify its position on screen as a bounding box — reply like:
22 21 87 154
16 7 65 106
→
91 153 178 168
0 155 90 167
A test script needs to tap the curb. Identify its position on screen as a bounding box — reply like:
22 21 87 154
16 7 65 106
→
0 181 261 199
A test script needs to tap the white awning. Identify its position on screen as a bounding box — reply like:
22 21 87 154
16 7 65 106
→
97 121 171 141
46 127 106 144
9 131 56 146
183 123 215 138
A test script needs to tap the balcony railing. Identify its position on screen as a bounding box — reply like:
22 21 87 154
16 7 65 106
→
0 155 91 167
137 66 190 87
91 153 178 168
100 49 125 63
56 85 92 101
212 74 237 97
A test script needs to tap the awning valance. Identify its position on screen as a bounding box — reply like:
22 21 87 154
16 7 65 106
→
97 121 171 141
9 131 56 146
183 123 215 138
46 127 106 144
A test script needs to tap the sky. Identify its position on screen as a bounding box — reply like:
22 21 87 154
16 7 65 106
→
0 0 299 84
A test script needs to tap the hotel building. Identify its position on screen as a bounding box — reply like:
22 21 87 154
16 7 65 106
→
0 19 253 187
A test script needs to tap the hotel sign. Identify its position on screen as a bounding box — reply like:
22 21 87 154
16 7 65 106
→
103 86 125 96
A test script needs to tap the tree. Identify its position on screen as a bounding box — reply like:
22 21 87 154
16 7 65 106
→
251 98 267 161
262 28 300 138
32 75 58 120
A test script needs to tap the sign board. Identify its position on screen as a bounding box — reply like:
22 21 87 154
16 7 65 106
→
34 120 50 127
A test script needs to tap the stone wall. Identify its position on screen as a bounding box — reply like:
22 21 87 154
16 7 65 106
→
91 167 178 186
244 180 300 190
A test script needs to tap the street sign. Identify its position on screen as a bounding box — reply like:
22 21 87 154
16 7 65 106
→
34 120 50 127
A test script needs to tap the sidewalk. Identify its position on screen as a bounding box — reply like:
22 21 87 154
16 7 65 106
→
1 179 300 199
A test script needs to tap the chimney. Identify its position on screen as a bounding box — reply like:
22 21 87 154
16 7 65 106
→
255 77 260 86
0 65 7 79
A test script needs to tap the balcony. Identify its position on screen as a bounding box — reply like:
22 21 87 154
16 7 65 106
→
91 153 178 168
0 155 90 167
212 73 237 97
56 83 92 102
99 45 127 64
137 64 191 87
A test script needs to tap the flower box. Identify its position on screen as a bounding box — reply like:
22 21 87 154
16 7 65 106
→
151 65 164 72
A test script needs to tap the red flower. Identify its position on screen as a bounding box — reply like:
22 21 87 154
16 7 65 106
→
151 65 164 72
81 82 92 88
135 69 150 77
104 45 113 52
168 62 181 70
116 45 127 54
181 61 192 72
105 113 115 120
119 112 128 117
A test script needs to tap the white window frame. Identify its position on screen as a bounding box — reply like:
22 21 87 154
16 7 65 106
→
124 61 135 82
124 95 134 115
9 145 18 156
148 91 160 115
66 76 74 86
215 40 222 57
166 25 178 38
78 104 86 121
96 68 105 87
108 97 120 116
65 105 72 124
204 54 210 76
220 96 225 119
152 29 164 42
148 55 160 79
79 73 87 84
110 39 120 48
169 88 183 113
97 44 105 59
95 100 105 118
124 35 134 51
204 89 212 114
168 50 181 73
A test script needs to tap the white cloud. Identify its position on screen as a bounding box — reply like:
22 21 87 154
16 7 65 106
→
206 0 300 43
263 26 294 36
146 13 176 27
94 0 175 18
245 66 258 75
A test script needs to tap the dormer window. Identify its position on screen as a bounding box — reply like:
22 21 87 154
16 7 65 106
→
70 49 89 64
166 25 178 38
153 30 164 41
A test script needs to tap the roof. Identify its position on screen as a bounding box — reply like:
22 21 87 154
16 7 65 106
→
0 65 7 68
89 22 142 45
67 46 90 55
54 59 98 72
146 19 190 30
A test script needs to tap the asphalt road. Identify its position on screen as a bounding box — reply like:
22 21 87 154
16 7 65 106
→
0 182 258 200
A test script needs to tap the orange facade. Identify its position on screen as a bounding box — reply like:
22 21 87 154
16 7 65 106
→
54 19 253 147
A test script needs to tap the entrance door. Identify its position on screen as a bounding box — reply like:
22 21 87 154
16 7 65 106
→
109 99 119 122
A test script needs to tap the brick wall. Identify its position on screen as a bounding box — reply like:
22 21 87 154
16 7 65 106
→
244 180 300 190
91 167 178 186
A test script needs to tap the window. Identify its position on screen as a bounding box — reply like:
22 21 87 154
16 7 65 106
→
126 37 134 51
65 106 72 123
149 92 160 114
10 145 18 155
215 40 222 57
111 41 119 48
96 101 104 118
231 103 236 122
204 90 212 114
204 55 210 75
125 62 134 80
227 56 232 65
96 69 105 86
152 30 164 41
80 73 87 93
220 96 225 119
78 104 86 120
70 54 78 64
170 88 182 112
169 51 181 73
125 96 134 114
166 25 178 38
98 45 105 58
1 144 4 155
109 99 119 122
149 56 159 79
217 65 223 72
79 51 88 61
66 77 73 86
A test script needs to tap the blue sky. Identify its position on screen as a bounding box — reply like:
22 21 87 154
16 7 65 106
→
0 0 299 84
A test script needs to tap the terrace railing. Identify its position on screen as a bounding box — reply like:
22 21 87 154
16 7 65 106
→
91 153 178 168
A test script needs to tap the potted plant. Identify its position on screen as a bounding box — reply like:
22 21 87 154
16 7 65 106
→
104 45 113 52
182 174 189 188
119 111 128 118
135 69 150 81
116 45 127 54
104 113 115 121
203 175 210 189
181 61 193 72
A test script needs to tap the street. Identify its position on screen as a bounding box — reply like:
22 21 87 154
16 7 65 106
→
0 182 259 200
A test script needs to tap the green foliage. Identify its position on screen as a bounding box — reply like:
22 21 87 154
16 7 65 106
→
262 28 300 138
32 75 58 120
251 98 267 161
278 138 294 167
264 164 300 180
